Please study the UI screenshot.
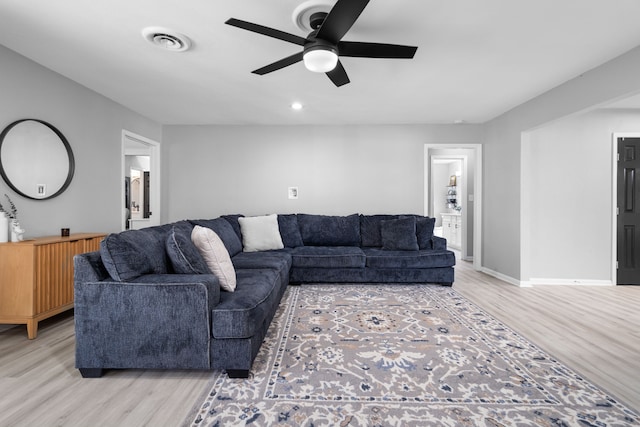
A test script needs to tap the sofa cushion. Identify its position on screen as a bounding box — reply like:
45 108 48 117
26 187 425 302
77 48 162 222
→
360 214 398 247
363 248 456 269
291 246 366 268
232 251 292 271
189 218 243 257
381 217 419 251
238 214 284 252
212 268 283 339
297 213 360 246
415 216 436 249
278 214 304 248
100 226 171 281
166 224 210 274
191 225 237 292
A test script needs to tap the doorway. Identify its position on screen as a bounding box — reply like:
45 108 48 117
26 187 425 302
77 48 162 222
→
424 144 482 270
122 130 160 231
615 135 640 285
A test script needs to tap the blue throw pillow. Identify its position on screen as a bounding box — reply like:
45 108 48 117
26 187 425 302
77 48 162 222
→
221 214 244 241
360 214 398 247
278 214 304 248
380 217 419 251
166 225 210 274
100 231 156 281
415 216 436 249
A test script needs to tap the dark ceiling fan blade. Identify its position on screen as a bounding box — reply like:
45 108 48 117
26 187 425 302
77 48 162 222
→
252 52 304 75
316 0 369 44
339 41 417 59
225 18 307 46
326 60 350 87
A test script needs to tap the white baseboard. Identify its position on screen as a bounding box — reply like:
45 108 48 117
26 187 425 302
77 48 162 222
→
479 269 615 287
480 268 529 287
527 278 614 286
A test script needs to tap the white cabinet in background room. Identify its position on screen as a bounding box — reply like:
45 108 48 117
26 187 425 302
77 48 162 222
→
441 213 461 249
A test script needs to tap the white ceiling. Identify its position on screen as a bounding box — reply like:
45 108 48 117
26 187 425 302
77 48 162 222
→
1 0 640 125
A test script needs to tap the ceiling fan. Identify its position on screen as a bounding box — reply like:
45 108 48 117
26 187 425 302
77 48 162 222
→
225 0 418 87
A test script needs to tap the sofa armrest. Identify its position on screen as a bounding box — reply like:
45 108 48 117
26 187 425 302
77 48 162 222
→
74 274 220 371
431 236 448 251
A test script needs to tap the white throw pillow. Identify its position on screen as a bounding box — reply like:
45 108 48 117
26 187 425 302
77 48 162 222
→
238 214 285 252
191 225 237 292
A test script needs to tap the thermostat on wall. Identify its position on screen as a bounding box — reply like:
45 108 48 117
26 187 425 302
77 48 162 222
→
288 187 298 199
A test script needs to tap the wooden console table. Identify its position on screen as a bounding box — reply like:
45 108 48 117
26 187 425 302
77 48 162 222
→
0 233 106 339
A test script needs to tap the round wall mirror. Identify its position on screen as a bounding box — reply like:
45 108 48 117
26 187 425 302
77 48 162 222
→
0 119 75 200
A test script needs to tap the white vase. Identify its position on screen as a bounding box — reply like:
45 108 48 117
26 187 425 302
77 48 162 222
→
10 219 24 242
0 213 8 243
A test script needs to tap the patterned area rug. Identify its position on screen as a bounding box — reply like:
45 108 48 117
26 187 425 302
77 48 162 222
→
186 284 638 426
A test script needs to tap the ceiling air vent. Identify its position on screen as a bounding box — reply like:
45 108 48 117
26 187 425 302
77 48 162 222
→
142 27 191 52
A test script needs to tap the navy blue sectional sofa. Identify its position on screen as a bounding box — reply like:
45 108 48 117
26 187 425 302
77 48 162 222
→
74 213 455 379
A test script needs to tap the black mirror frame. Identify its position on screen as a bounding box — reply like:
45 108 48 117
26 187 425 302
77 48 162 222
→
0 119 75 201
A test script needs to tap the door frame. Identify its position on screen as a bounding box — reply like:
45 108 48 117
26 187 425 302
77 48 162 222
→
121 130 161 231
612 132 640 285
424 143 482 270
430 155 467 254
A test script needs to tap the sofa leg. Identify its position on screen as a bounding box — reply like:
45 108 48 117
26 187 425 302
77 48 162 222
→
79 368 104 378
226 369 250 379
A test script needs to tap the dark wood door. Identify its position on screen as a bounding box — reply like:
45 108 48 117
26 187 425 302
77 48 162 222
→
617 137 640 284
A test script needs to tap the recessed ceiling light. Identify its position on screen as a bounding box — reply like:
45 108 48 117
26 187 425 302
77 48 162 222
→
142 27 191 52
453 119 466 124
291 102 303 111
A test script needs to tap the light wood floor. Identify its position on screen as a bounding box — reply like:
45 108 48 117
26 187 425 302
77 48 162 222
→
0 260 638 427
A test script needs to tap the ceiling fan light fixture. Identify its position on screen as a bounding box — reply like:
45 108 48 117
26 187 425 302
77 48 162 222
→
303 46 338 73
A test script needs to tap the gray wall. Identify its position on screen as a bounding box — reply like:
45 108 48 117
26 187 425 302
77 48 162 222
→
524 108 640 283
0 45 161 238
162 125 483 221
483 45 640 282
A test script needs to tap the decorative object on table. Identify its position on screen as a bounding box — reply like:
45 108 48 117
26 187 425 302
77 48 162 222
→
61 228 70 237
0 209 7 243
0 194 24 242
10 219 25 242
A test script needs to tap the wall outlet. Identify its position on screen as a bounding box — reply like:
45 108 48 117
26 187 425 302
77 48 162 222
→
288 187 298 199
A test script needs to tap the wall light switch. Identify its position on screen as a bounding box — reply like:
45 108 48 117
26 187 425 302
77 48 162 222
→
468 194 474 202
288 187 298 199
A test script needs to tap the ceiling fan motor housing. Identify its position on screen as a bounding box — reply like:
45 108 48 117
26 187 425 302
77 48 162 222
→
304 35 338 56
309 11 328 30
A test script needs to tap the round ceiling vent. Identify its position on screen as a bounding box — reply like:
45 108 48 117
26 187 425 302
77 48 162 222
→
292 0 334 33
142 27 191 52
